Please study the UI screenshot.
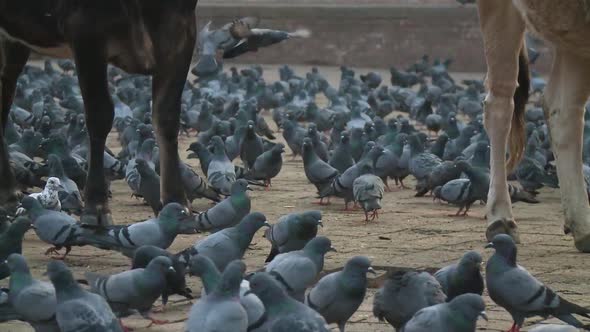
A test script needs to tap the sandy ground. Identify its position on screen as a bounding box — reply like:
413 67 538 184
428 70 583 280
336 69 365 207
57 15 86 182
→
1 65 589 332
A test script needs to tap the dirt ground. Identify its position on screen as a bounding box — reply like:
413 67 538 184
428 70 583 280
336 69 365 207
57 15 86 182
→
2 65 590 332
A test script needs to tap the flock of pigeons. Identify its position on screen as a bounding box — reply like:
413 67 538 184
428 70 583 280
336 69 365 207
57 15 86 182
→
0 16 589 332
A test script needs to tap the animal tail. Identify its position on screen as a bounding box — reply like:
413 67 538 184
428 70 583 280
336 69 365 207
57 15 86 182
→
288 29 311 39
507 44 530 171
265 245 279 263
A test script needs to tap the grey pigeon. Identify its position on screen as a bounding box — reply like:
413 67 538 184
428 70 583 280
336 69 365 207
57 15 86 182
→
19 196 83 259
191 212 270 272
302 138 339 204
208 136 237 195
306 256 375 332
46 260 123 332
246 143 285 188
131 245 193 306
248 272 329 332
329 132 355 174
265 236 336 301
282 118 307 158
240 120 264 170
85 256 174 325
194 179 252 233
134 158 162 215
180 162 220 203
185 261 248 332
307 123 329 162
529 326 580 332
0 217 31 280
78 203 193 257
353 173 385 222
403 293 488 332
264 210 323 263
222 26 310 60
186 259 248 332
188 255 264 330
407 134 443 188
6 254 60 332
437 160 489 216
486 234 590 331
434 251 484 301
414 160 462 197
373 270 446 331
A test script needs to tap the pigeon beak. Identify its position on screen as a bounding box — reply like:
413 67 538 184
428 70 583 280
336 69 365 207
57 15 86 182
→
168 266 176 273
317 220 323 227
30 224 37 230
58 184 65 190
329 246 337 253
263 221 271 228
479 311 488 321
484 242 494 249
367 267 377 275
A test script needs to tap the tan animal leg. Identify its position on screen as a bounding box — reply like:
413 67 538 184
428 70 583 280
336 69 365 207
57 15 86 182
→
543 50 590 252
477 0 526 242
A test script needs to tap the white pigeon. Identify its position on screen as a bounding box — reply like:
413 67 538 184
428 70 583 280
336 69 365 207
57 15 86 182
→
29 177 63 211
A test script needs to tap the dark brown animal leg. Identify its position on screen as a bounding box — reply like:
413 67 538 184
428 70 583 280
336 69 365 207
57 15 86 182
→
73 41 113 226
0 40 29 211
150 12 196 206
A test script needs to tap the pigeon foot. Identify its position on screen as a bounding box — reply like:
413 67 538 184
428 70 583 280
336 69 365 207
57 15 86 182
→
486 218 520 243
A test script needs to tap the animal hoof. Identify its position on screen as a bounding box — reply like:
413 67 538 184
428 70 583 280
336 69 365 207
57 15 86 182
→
574 232 590 253
81 206 114 227
486 219 520 243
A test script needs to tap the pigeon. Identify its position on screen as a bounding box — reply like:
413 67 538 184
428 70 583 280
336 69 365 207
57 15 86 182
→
329 132 355 174
282 118 307 158
28 177 64 211
264 210 323 263
240 120 264 170
403 293 488 332
194 179 252 233
191 212 270 272
437 160 489 216
353 173 385 222
19 196 83 259
186 259 248 332
221 25 311 60
248 272 330 332
373 270 447 331
414 160 462 197
6 254 60 332
245 143 285 188
180 162 221 203
307 123 329 162
302 137 339 204
529 326 580 332
0 217 31 280
78 203 193 257
46 260 123 332
131 245 193 306
186 141 212 175
434 251 484 301
407 134 443 188
486 234 590 331
188 255 264 330
85 256 174 325
265 236 336 301
306 256 376 332
134 158 162 215
208 136 237 195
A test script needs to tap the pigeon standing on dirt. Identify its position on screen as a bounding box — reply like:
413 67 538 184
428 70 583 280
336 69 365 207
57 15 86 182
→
353 172 385 222
191 212 269 272
486 234 590 331
436 160 489 216
134 158 162 215
188 256 264 330
78 203 193 257
240 120 264 170
434 251 484 301
131 245 193 306
19 196 83 259
373 270 447 331
208 136 237 195
194 179 252 233
403 293 488 332
248 272 329 332
186 259 248 332
28 177 63 211
306 256 376 332
245 143 285 188
46 261 123 332
264 210 323 263
0 217 31 280
329 132 355 174
6 254 60 332
265 236 336 301
302 138 339 203
180 162 221 203
85 256 174 325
